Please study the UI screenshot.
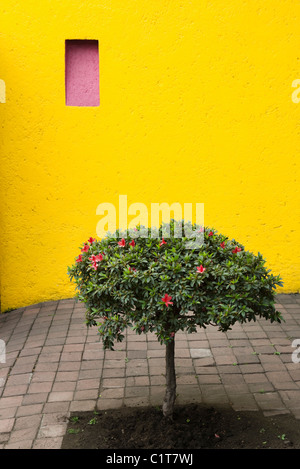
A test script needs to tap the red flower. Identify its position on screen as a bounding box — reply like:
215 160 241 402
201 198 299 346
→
170 332 175 338
220 242 225 249
160 238 167 247
162 294 173 308
89 254 102 262
81 244 90 253
88 237 96 244
208 231 214 237
89 253 103 269
129 239 135 247
76 255 83 263
197 265 206 273
118 238 126 247
232 246 242 254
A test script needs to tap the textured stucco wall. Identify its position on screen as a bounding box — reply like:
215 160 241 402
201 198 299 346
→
0 0 299 311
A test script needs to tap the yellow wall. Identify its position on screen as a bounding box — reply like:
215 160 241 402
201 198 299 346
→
1 0 299 311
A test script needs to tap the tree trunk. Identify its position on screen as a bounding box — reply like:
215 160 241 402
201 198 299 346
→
162 337 176 419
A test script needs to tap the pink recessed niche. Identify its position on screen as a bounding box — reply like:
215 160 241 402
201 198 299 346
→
65 40 99 107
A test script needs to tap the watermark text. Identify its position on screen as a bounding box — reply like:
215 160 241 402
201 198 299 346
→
96 195 204 249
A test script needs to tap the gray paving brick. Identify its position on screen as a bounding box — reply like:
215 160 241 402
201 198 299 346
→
0 294 299 448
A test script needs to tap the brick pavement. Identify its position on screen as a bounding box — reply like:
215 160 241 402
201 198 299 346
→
0 293 300 449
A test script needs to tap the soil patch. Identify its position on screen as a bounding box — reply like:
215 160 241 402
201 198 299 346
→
61 403 300 450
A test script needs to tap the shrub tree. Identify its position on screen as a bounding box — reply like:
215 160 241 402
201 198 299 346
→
68 220 283 419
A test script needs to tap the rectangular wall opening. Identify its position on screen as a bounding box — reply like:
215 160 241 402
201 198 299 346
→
65 39 99 107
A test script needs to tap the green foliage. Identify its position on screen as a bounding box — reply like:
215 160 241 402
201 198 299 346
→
68 220 283 350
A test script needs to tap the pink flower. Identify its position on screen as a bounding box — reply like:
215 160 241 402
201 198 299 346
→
89 253 103 269
81 244 90 253
118 238 126 247
76 255 83 263
129 239 135 247
220 242 225 249
197 265 206 273
88 237 96 244
232 246 242 254
162 294 173 308
170 332 175 338
160 238 167 247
